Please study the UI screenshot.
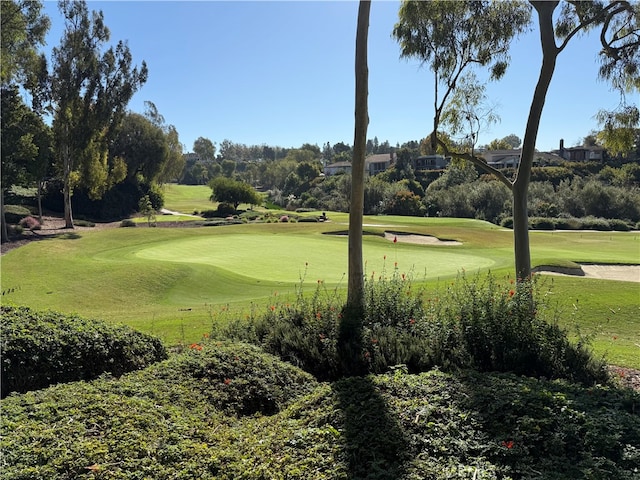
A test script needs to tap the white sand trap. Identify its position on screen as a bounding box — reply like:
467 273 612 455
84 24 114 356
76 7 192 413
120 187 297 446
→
384 231 462 246
537 264 640 283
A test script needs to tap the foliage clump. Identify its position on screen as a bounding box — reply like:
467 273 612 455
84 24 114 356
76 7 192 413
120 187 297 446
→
3 204 31 224
1 344 638 479
1 305 167 397
214 270 608 386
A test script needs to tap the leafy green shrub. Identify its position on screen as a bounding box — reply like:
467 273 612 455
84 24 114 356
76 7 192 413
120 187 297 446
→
166 342 317 416
580 216 612 231
238 210 261 221
1 306 167 397
3 348 636 479
553 216 582 230
8 224 23 235
609 218 632 231
201 209 217 218
297 217 319 223
429 274 608 385
73 219 95 227
119 219 136 227
214 270 608 387
529 217 556 230
3 205 31 224
500 217 513 228
216 202 236 216
201 219 229 226
0 342 320 479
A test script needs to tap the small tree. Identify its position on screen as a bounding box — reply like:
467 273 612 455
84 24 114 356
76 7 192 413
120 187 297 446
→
138 194 156 227
209 177 261 211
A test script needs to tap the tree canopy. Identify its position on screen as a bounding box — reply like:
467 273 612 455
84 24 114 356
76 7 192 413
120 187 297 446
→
209 177 262 210
1 0 50 93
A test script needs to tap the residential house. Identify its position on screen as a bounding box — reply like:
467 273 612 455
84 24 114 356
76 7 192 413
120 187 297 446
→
412 154 450 171
480 149 521 169
557 139 604 161
365 152 396 175
323 161 352 176
323 151 397 176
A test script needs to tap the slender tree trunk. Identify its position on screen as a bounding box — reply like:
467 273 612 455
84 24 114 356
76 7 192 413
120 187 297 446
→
346 0 371 313
36 180 44 224
61 128 74 229
340 0 370 377
513 1 558 280
1 189 8 243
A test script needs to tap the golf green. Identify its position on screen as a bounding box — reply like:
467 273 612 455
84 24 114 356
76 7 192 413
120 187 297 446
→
134 232 496 283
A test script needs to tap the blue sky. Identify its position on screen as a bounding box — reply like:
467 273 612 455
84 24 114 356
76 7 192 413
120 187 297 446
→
41 1 630 154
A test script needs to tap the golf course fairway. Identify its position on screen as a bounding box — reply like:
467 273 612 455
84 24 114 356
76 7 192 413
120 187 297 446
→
2 216 638 366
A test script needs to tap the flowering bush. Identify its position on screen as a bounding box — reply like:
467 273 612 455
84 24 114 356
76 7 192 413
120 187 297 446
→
214 267 607 386
18 216 41 231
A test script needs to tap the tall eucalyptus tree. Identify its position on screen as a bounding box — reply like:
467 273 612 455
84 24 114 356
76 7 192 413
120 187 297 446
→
51 0 147 228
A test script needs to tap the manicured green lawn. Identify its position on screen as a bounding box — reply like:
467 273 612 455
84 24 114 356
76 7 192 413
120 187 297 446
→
161 183 214 213
2 217 638 366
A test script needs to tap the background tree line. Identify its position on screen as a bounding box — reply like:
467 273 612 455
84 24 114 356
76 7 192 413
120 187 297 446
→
2 0 638 239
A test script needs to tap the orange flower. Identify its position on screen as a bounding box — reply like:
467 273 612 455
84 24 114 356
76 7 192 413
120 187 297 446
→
203 333 210 338
270 305 276 311
509 289 516 297
224 378 231 385
409 319 416 325
316 312 321 319
502 440 514 449
393 236 397 244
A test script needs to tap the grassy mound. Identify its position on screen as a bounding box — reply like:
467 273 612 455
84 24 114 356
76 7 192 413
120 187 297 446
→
1 342 638 479
1 305 167 397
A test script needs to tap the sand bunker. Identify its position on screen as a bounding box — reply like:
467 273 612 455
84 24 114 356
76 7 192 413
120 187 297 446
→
384 231 462 246
536 264 640 283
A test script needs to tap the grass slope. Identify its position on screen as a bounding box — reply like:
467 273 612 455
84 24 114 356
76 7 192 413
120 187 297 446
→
2 342 638 479
2 216 638 366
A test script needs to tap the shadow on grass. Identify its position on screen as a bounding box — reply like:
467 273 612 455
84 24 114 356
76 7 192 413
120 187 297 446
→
332 376 410 480
26 230 82 242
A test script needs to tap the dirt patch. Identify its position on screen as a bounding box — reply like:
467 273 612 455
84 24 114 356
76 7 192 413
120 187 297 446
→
384 231 462 246
1 215 121 256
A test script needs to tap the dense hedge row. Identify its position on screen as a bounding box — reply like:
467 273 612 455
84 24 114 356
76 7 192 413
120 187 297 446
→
500 215 637 231
1 305 168 397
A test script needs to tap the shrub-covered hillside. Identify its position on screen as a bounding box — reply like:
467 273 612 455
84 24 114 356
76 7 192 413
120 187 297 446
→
1 341 639 479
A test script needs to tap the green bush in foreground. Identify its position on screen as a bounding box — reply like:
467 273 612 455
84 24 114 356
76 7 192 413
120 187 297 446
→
1 305 168 397
1 343 638 479
215 270 608 386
